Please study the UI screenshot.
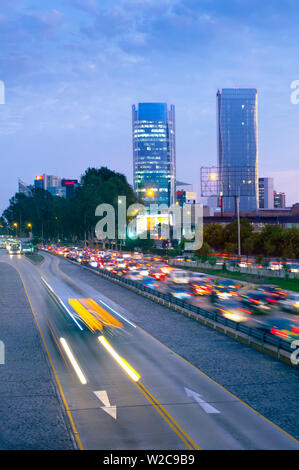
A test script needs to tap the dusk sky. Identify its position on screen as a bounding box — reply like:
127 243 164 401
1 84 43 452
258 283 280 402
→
1 0 299 212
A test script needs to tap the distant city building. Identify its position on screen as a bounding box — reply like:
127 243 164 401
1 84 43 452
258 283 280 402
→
61 179 79 199
20 174 78 198
207 196 219 215
176 190 196 207
217 88 258 213
18 178 33 196
132 102 176 207
274 191 286 208
259 177 274 209
34 175 44 190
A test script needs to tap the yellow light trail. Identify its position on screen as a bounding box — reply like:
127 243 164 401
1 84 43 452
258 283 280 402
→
98 336 140 382
80 299 123 329
69 299 103 331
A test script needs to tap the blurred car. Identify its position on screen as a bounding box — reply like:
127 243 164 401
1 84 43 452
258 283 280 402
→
215 279 243 290
169 270 190 284
257 317 299 342
89 260 99 268
149 269 167 281
213 299 255 323
190 280 213 296
169 287 194 300
256 284 287 299
279 293 299 314
210 286 238 301
126 271 143 281
189 272 212 282
289 264 299 273
266 263 282 271
141 277 159 289
240 291 275 312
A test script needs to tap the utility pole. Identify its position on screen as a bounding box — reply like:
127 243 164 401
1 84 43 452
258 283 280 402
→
235 195 241 257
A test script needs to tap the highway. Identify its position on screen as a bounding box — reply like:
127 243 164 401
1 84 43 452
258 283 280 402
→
1 250 299 450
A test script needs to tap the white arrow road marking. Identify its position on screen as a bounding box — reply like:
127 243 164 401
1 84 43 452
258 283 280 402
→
94 391 117 419
184 387 220 414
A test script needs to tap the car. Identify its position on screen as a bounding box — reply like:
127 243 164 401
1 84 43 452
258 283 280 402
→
149 269 167 281
279 293 299 314
190 280 213 296
169 287 193 300
256 285 287 299
210 286 238 302
21 242 34 254
141 277 159 289
257 317 299 342
168 270 190 284
126 271 143 281
213 299 256 323
189 272 212 282
240 291 276 312
215 278 243 290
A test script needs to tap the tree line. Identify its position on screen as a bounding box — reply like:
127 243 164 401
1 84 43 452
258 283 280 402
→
1 167 137 242
2 167 299 259
198 219 299 260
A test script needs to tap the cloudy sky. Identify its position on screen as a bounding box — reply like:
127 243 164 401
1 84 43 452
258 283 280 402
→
1 0 299 211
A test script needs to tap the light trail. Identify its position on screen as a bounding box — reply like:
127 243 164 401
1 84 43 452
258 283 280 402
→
60 338 87 385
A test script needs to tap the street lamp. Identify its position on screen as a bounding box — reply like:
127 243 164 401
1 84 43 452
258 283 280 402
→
13 222 18 237
146 188 155 198
27 223 33 239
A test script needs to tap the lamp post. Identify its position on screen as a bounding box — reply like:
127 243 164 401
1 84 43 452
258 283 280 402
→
27 223 32 239
13 222 18 237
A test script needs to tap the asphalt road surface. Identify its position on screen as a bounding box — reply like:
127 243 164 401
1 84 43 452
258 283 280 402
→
1 250 299 450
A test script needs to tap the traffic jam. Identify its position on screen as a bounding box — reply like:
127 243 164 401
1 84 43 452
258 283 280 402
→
40 245 299 343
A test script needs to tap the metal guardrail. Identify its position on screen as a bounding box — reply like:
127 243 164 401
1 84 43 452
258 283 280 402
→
49 253 295 356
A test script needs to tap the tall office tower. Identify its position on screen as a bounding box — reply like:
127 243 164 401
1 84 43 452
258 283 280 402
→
274 191 286 208
217 88 258 213
259 177 274 209
132 103 176 206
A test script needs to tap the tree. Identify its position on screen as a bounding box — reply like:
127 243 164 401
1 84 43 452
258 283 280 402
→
69 167 138 241
203 224 225 251
195 241 212 261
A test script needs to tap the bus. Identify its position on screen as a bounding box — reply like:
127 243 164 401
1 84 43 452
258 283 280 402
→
7 242 21 255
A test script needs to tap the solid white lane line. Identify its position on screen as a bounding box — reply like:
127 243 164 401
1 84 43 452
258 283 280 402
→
97 298 136 328
41 277 83 331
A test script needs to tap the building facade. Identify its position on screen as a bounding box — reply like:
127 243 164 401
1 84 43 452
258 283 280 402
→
21 174 78 198
132 103 176 207
274 191 286 208
259 177 274 209
217 88 258 213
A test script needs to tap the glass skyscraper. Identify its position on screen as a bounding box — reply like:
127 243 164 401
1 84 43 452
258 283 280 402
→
217 89 258 213
132 103 176 206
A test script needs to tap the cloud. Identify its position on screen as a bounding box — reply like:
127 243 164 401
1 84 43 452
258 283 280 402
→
67 0 100 13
